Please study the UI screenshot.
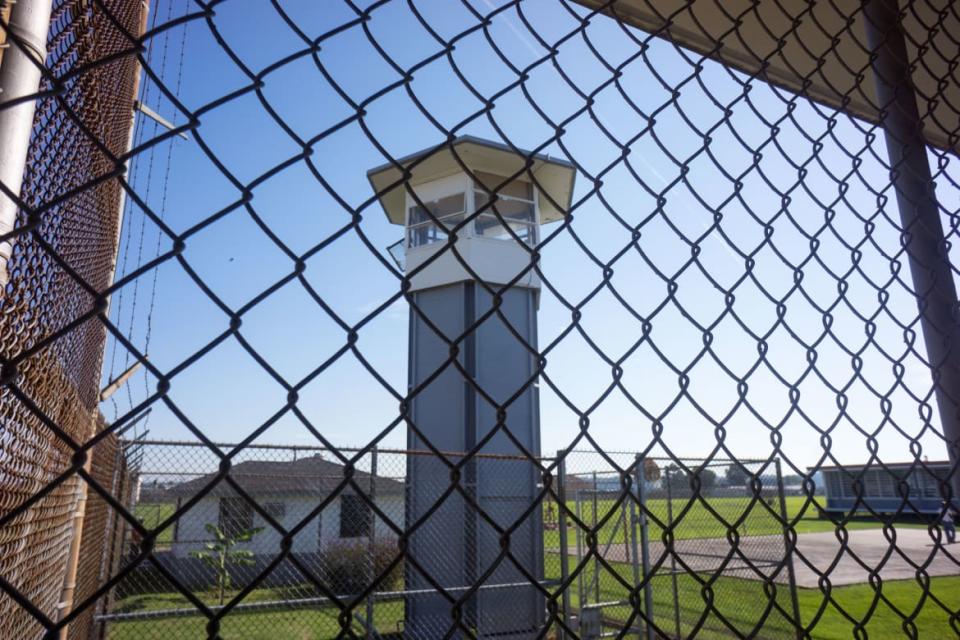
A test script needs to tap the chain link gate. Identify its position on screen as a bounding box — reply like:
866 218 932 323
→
554 453 799 639
2 0 960 639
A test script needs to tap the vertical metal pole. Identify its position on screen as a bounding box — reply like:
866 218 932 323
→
665 468 681 639
632 457 653 640
57 447 97 639
556 452 571 640
863 0 960 500
575 489 584 609
97 448 130 640
775 459 803 640
93 440 124 640
366 447 378 640
463 283 478 632
0 0 52 289
591 471 600 605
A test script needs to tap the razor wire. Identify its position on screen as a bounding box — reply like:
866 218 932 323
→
0 1 958 639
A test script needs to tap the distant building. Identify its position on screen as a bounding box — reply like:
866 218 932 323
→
812 461 952 516
168 454 403 557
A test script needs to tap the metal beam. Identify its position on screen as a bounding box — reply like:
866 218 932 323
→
99 359 144 402
863 0 960 501
0 0 53 289
134 99 187 139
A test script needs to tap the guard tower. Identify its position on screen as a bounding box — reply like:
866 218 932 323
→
368 137 575 638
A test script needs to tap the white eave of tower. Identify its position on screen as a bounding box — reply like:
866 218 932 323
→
367 137 576 293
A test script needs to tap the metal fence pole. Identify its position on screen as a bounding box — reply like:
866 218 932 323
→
591 471 600 605
632 457 653 640
0 0 52 289
556 452 571 640
93 440 125 640
366 446 378 639
775 459 803 639
665 467 681 639
575 488 584 609
862 0 960 500
630 456 654 640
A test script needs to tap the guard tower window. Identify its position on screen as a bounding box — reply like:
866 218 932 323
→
407 192 466 248
473 171 537 245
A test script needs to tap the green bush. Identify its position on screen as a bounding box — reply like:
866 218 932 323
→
320 539 401 595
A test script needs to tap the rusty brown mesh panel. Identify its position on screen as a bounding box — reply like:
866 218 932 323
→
66 430 124 640
0 1 143 638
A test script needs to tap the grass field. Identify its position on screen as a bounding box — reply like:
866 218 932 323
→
135 502 177 546
543 495 924 551
114 496 940 638
137 495 921 551
105 574 960 639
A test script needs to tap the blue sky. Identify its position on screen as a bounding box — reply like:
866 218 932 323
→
100 0 960 476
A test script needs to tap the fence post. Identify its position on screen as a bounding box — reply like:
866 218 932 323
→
574 488 584 610
775 459 803 639
92 439 123 640
862 0 960 500
57 440 97 639
0 0 52 289
556 452 571 639
633 456 653 640
665 467 681 639
591 471 600 606
366 447 378 640
96 448 130 640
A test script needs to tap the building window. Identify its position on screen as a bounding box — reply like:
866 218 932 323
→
264 502 285 520
473 171 537 245
825 471 842 498
218 497 253 537
340 494 372 538
407 193 466 248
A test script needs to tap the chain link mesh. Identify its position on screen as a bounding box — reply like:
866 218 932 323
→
0 0 143 637
1 0 959 638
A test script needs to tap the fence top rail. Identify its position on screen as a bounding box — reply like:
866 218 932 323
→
120 438 554 463
122 440 776 467
568 451 775 464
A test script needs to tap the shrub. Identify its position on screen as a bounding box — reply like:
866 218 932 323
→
320 539 401 595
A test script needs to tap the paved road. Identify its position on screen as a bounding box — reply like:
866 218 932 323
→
551 527 960 587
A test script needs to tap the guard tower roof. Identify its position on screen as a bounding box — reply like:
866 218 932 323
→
367 136 576 226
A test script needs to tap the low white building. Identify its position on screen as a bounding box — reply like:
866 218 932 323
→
168 454 404 558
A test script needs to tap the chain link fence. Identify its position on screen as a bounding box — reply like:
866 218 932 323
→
87 443 800 640
1 0 960 639
555 452 798 639
97 441 548 639
0 0 143 637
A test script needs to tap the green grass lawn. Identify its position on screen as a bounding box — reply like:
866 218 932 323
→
548 554 959 639
113 497 940 638
137 496 920 554
135 502 177 546
543 495 924 552
108 586 405 640
105 574 960 639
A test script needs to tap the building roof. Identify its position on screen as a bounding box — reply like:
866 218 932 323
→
169 454 403 499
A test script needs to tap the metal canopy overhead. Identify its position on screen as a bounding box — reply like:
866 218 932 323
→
573 0 959 155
